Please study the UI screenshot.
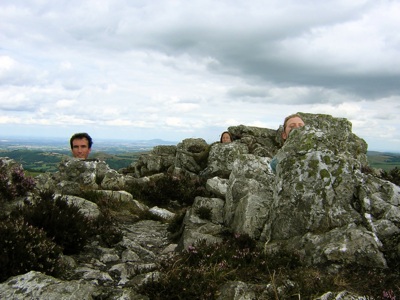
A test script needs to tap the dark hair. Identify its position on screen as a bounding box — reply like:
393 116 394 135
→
70 133 93 149
220 131 232 143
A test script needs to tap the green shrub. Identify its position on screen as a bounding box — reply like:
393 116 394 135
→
138 230 400 299
92 208 123 247
0 217 63 282
381 232 400 270
380 167 400 186
336 265 400 298
195 206 212 220
167 209 187 242
0 161 35 202
78 190 113 210
126 173 211 207
12 191 94 255
79 190 159 223
138 233 270 299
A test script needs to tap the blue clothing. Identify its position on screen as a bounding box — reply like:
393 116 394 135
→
270 157 278 173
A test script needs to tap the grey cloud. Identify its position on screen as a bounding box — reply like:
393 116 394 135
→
226 84 357 105
227 87 270 99
240 62 400 100
105 1 397 102
1 0 400 151
0 64 40 87
0 104 36 112
62 81 83 91
177 98 202 104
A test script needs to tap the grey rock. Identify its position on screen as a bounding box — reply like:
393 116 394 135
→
224 154 275 239
58 194 100 218
178 223 224 251
131 145 176 177
1 113 399 299
216 281 256 300
315 290 369 300
206 176 229 198
201 142 248 178
101 169 126 190
95 189 135 203
228 124 280 157
175 138 209 174
190 196 225 224
148 206 175 220
0 271 96 300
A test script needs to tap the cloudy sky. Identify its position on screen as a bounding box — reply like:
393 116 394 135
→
1 0 400 152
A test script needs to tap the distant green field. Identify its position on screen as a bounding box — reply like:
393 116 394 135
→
367 151 400 171
1 149 399 174
0 149 146 174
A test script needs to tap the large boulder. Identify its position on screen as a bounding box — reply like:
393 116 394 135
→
175 138 210 174
228 124 280 157
260 115 393 269
210 113 399 269
35 158 115 194
200 141 249 179
177 196 226 251
0 271 96 300
129 145 177 177
224 154 275 240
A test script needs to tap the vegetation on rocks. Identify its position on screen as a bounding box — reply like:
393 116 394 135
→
1 156 400 298
0 217 63 282
0 160 35 202
2 119 400 299
0 169 124 282
126 172 212 207
195 206 213 220
380 166 400 186
1 164 400 298
11 192 94 255
138 232 400 299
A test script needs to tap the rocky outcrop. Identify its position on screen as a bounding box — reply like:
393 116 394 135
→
228 124 280 157
129 145 177 177
0 220 171 300
1 112 399 299
262 114 389 268
177 113 398 272
200 141 249 179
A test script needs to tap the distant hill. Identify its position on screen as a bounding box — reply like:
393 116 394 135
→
1 140 399 174
0 137 177 174
0 149 69 173
367 151 400 171
0 149 146 173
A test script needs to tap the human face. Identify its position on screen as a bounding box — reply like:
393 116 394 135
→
71 138 91 159
282 117 305 141
221 133 232 143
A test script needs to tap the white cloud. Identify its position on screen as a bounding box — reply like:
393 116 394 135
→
0 0 399 151
55 99 77 108
165 117 185 128
59 61 73 71
0 56 15 71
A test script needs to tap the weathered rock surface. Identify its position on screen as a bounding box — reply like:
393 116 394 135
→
200 141 249 178
0 220 171 299
1 112 399 299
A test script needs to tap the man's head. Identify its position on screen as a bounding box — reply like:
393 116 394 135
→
282 114 305 141
70 132 93 159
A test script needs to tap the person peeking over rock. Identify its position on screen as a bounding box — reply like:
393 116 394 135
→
220 131 233 143
270 114 305 173
281 113 305 142
70 132 93 159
